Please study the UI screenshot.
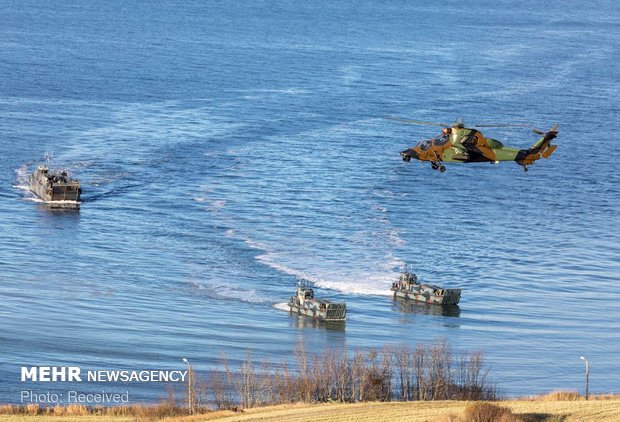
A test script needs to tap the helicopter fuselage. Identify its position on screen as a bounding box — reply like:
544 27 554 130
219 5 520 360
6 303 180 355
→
400 125 557 172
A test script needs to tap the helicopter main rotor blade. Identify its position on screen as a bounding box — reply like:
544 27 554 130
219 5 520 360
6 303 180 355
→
386 116 449 127
473 123 531 128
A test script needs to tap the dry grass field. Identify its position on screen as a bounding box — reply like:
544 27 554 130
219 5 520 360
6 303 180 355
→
177 399 620 422
1 398 619 422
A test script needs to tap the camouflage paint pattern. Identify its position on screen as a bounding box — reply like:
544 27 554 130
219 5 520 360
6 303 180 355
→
400 124 558 172
391 271 461 306
289 283 346 321
393 297 461 317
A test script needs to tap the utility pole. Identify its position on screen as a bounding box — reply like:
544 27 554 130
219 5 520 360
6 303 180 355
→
182 358 193 414
580 356 589 400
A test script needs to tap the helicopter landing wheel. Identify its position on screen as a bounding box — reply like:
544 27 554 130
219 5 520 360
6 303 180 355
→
439 165 446 173
431 163 439 170
523 166 529 172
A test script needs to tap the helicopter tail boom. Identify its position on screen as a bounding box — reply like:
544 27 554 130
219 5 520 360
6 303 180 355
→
514 125 559 169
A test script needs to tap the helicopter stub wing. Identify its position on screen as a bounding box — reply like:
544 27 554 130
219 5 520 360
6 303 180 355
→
458 131 497 162
445 146 471 161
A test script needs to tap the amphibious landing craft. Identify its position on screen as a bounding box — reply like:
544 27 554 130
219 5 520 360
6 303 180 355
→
289 282 346 321
391 267 461 306
29 166 81 208
391 118 558 172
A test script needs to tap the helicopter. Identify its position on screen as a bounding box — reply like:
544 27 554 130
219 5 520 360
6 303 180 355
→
390 118 558 172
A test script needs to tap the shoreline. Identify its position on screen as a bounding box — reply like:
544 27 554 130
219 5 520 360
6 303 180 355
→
1 396 620 421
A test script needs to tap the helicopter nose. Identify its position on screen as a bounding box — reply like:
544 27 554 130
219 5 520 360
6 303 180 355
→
401 149 418 162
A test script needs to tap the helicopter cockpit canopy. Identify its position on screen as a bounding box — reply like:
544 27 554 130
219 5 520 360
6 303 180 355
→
418 140 432 151
417 134 450 150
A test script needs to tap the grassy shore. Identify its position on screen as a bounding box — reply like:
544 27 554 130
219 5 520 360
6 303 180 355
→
1 397 619 422
193 399 620 422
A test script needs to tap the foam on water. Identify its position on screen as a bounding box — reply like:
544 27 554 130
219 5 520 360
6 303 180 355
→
255 251 394 296
210 200 226 209
190 280 271 304
14 164 30 187
23 197 81 206
273 302 291 312
226 227 399 296
243 87 309 95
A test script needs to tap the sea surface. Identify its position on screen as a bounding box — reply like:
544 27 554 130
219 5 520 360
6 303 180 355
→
1 0 619 403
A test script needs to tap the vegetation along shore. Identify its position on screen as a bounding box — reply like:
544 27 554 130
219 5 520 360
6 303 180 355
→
3 341 617 421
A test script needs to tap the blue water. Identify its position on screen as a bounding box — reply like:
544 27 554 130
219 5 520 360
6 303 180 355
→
1 0 619 403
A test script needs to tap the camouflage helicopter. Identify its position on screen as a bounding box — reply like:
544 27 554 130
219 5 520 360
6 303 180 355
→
390 117 558 172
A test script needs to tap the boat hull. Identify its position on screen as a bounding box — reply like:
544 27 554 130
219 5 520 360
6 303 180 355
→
289 300 346 321
28 167 81 208
391 287 461 306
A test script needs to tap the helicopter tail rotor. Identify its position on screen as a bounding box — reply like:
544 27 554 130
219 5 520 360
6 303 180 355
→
515 124 559 171
530 124 559 150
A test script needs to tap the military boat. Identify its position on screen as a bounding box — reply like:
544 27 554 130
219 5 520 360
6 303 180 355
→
29 166 81 207
391 268 461 305
289 282 346 321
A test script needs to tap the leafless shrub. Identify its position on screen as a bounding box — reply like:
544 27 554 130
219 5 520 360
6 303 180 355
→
591 394 620 400
0 404 42 415
26 403 41 415
0 405 15 415
462 402 520 422
197 339 496 408
538 390 582 401
0 401 186 419
55 404 89 416
390 340 497 402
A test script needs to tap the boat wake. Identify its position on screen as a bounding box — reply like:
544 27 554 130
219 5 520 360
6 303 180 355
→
189 280 272 304
272 302 291 312
238 234 397 297
24 197 80 205
14 164 31 187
